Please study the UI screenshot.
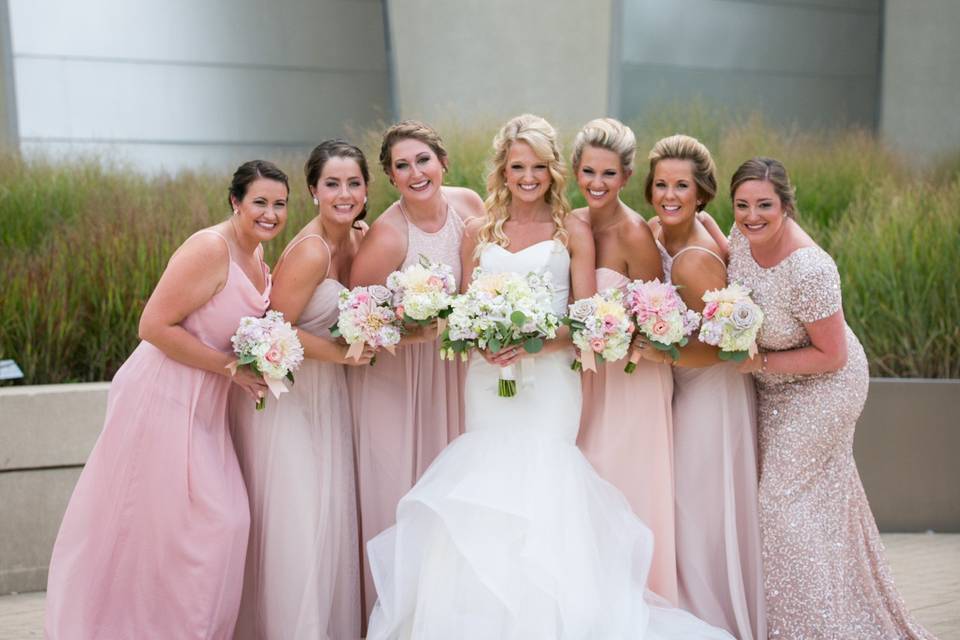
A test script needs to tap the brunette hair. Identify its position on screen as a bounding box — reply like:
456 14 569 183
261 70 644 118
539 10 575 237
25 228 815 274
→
729 157 798 218
378 120 449 177
228 160 289 208
305 139 371 226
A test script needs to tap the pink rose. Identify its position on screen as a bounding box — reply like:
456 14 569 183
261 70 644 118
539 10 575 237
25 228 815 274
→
703 301 719 320
265 347 282 364
589 337 606 352
651 320 669 336
427 275 443 289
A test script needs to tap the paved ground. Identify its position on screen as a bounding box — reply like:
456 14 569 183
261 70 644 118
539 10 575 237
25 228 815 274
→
1 533 957 639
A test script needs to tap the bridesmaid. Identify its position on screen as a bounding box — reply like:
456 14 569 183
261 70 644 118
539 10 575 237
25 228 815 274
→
348 120 484 619
45 161 287 639
636 135 765 639
230 141 373 639
570 118 678 604
727 157 934 639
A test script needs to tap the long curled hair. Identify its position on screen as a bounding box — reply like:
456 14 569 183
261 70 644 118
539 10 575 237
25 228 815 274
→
477 114 570 257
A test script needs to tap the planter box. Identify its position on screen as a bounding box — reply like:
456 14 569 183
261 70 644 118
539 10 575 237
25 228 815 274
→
0 378 957 595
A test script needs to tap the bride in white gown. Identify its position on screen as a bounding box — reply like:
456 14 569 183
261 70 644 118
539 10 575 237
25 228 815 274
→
366 114 734 640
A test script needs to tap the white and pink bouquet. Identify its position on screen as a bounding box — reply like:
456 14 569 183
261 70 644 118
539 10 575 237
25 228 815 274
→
229 310 304 410
441 269 560 397
331 285 402 365
565 288 634 372
698 283 764 362
623 279 700 372
386 254 457 334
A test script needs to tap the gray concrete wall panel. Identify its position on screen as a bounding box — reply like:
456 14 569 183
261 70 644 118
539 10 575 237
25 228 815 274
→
386 0 613 128
619 0 881 128
880 0 960 158
7 0 390 171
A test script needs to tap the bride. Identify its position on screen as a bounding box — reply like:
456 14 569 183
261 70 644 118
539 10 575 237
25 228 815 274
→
365 114 734 639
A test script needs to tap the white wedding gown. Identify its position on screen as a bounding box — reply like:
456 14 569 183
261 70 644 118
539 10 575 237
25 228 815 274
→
366 241 734 640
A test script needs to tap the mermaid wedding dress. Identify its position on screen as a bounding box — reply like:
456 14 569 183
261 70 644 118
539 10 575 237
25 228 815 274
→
366 240 734 639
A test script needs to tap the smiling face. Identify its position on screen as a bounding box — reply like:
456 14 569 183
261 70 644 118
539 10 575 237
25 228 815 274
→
577 145 630 210
650 158 699 227
231 177 288 242
504 140 551 205
311 156 367 227
733 179 788 245
387 138 445 203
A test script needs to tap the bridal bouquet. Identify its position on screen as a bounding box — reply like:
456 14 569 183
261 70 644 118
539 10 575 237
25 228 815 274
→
623 279 700 372
565 288 634 372
441 269 560 397
331 285 402 365
698 283 764 362
386 254 457 334
229 310 304 410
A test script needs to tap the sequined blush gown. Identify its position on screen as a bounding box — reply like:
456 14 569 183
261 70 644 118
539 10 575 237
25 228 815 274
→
45 230 266 639
727 226 934 639
365 240 734 640
348 205 466 621
578 267 679 604
657 237 766 640
230 234 360 640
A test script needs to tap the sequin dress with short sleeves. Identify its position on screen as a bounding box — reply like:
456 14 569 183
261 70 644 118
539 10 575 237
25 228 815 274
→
727 226 934 639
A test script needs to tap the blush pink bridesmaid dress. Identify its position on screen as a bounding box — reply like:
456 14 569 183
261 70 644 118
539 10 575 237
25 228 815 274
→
230 234 360 640
577 267 679 605
348 205 466 621
45 230 268 639
657 238 766 640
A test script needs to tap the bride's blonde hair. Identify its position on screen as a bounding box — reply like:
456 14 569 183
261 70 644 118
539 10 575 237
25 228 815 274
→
476 114 570 257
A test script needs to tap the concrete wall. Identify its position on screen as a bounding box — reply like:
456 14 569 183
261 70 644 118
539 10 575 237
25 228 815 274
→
880 0 960 159
0 383 108 595
1 378 957 595
7 0 389 172
617 0 882 129
385 0 614 130
0 0 17 147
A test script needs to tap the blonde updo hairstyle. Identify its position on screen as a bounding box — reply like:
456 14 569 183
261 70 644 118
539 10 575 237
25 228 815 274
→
571 117 637 174
643 134 717 209
477 114 571 256
379 120 449 180
730 157 798 218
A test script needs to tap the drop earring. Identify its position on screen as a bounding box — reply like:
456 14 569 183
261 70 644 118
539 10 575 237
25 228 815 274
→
313 197 319 206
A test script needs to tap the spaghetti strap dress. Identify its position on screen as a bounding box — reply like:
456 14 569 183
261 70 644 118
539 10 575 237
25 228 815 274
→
348 204 466 620
656 237 766 640
45 230 269 639
231 234 361 640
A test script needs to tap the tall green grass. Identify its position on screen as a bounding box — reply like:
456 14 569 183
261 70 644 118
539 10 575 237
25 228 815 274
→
1 113 957 383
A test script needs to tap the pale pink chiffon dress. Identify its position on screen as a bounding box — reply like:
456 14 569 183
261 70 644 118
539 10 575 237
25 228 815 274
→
348 206 465 620
45 230 266 639
230 234 360 640
657 239 766 640
577 267 679 604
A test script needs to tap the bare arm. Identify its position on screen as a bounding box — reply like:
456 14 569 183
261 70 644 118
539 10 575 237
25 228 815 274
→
444 186 486 221
270 237 373 365
740 310 848 375
697 211 729 261
622 219 664 282
348 212 407 287
138 232 267 398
